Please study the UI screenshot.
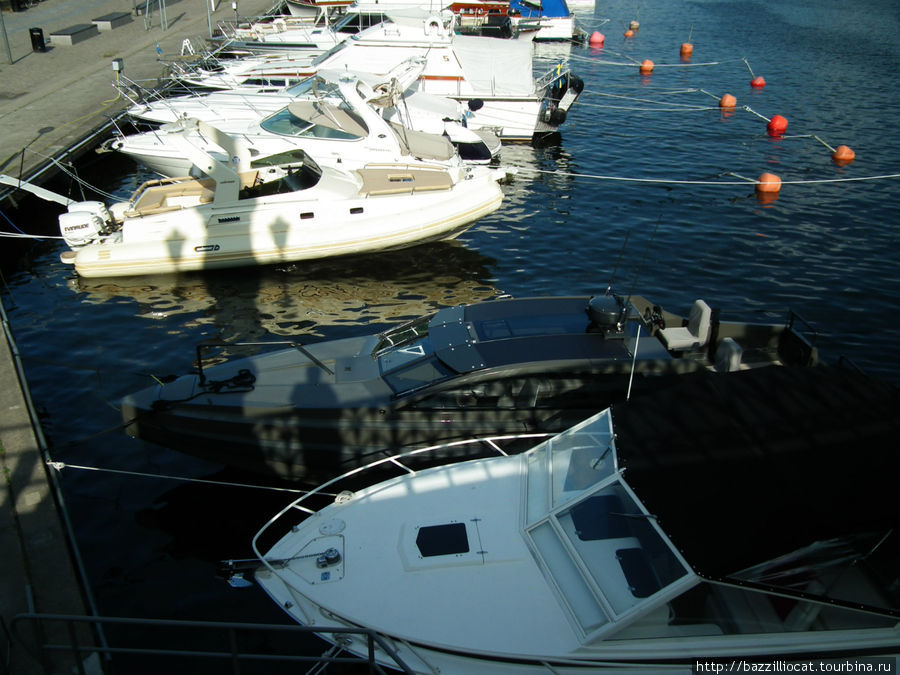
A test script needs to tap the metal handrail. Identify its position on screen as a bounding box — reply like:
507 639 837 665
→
11 613 414 674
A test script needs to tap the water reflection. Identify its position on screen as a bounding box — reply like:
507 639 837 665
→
67 242 501 339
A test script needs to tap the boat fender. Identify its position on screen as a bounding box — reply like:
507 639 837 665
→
544 106 567 126
568 75 585 95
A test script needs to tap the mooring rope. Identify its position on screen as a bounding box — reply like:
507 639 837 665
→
47 460 331 496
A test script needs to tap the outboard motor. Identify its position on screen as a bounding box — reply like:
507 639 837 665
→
587 294 626 334
59 201 113 248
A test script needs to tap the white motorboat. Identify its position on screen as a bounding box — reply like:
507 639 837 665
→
251 365 900 672
120 66 501 165
110 70 497 179
176 12 583 140
55 119 506 278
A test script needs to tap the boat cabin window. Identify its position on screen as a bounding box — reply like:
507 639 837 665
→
523 412 691 629
415 523 470 557
382 355 453 395
239 164 322 199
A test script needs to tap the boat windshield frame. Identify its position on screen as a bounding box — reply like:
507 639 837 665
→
523 411 696 638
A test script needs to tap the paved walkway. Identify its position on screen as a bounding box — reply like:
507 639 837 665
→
0 0 281 182
0 1 280 672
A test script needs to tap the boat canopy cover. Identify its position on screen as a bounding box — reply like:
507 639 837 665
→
610 366 900 580
452 34 537 96
510 0 571 18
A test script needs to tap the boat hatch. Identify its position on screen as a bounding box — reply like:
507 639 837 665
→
524 412 690 632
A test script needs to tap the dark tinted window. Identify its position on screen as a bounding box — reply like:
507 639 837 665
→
416 523 469 557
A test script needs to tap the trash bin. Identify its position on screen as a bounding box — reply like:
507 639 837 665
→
29 27 47 53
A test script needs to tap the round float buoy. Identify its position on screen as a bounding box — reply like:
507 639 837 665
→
624 29 634 38
766 114 788 137
630 20 640 30
750 76 766 88
589 31 605 46
719 93 737 108
639 59 654 75
756 172 782 194
832 145 856 165
680 42 693 58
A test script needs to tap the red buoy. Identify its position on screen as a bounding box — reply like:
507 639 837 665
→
756 173 782 194
639 59 654 75
680 42 693 58
624 29 634 38
719 93 737 109
766 115 788 137
750 76 766 88
589 31 605 46
832 145 856 165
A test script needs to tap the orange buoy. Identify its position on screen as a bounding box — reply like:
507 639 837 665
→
639 59 654 75
624 29 634 38
832 145 856 165
719 93 737 109
680 42 693 58
766 115 788 137
750 75 766 88
589 31 605 46
629 20 640 30
756 172 782 194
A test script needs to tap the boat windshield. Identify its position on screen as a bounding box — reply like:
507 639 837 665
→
376 315 455 394
524 411 690 631
259 102 368 140
374 314 433 353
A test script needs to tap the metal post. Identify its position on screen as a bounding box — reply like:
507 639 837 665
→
0 6 13 65
206 0 213 37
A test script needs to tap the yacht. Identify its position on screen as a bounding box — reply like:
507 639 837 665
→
56 119 506 278
120 292 820 481
110 70 497 179
250 365 900 672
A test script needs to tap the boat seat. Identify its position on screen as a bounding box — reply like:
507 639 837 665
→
658 299 712 351
357 168 453 196
125 177 216 217
714 337 743 372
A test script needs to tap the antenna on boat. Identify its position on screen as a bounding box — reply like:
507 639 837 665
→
605 229 630 296
623 216 661 311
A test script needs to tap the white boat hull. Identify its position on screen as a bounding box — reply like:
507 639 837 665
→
62 168 503 278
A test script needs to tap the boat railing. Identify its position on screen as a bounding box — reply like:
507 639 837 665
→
252 430 553 561
10 612 414 674
535 64 572 92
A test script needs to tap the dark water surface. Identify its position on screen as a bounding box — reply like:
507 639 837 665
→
2 0 899 667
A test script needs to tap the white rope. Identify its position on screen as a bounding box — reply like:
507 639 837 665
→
512 167 900 187
0 231 65 240
47 460 330 495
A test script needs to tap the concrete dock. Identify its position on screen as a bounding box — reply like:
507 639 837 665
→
0 0 280 671
0 0 281 184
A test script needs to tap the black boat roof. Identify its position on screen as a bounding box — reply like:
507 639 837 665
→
611 365 900 581
426 295 642 375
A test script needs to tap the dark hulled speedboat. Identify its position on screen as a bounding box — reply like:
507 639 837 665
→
121 292 819 481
